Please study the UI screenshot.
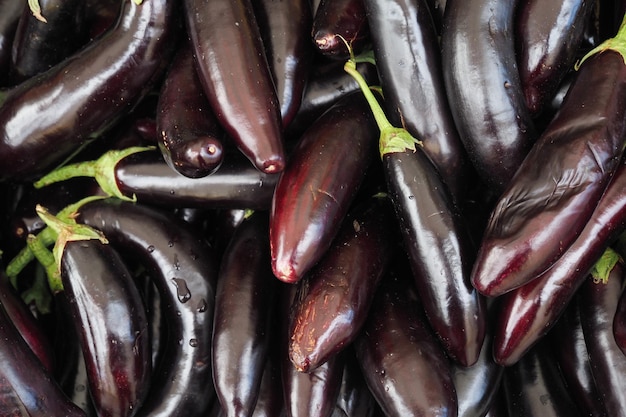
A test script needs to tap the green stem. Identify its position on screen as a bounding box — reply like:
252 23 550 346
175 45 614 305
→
575 12 626 69
34 146 154 201
20 263 53 315
26 234 63 294
590 247 622 284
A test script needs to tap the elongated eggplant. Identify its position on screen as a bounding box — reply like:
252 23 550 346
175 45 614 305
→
0 0 177 181
615 276 626 355
515 0 595 117
77 199 218 417
0 0 23 84
59 237 151 417
212 211 277 417
288 196 395 372
253 0 314 129
364 0 470 201
471 21 626 297
502 339 580 417
492 157 626 366
184 0 285 174
270 92 377 284
156 37 224 179
441 0 536 193
354 260 458 417
550 300 607 417
0 299 86 416
579 259 626 417
312 0 370 59
9 0 86 84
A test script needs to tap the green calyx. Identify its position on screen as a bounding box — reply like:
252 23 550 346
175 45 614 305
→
339 37 422 158
34 146 155 201
28 0 47 23
575 13 626 70
590 247 622 284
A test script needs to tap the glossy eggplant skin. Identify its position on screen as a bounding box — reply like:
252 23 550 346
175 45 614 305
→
471 48 626 298
184 0 285 174
156 38 224 179
253 0 314 129
9 0 86 84
0 0 177 182
441 0 536 193
354 261 458 417
515 0 595 117
312 0 370 59
212 211 277 417
502 340 580 417
77 199 218 417
60 239 151 417
288 196 395 372
615 279 626 356
364 0 470 201
251 338 284 417
0 300 86 416
579 261 626 417
114 150 280 210
270 92 377 284
0 0 23 83
384 148 485 366
550 300 607 417
492 158 626 366
335 348 377 417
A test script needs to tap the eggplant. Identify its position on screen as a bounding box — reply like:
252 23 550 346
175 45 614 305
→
364 0 471 201
9 0 86 84
615 274 626 356
515 0 595 117
354 259 458 417
184 0 285 174
77 199 218 417
253 0 314 129
0 0 23 84
58 237 151 417
0 0 177 181
334 347 377 417
156 37 224 178
441 0 537 193
312 0 370 59
212 211 277 417
288 195 395 372
270 92 377 284
492 157 626 366
579 258 626 417
471 19 626 298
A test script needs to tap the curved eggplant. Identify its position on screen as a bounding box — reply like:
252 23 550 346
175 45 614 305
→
77 199 218 417
212 211 277 417
288 196 395 372
0 0 177 181
184 0 285 174
270 92 377 284
441 0 537 193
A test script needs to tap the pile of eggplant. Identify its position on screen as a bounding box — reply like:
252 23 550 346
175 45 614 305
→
0 0 625 415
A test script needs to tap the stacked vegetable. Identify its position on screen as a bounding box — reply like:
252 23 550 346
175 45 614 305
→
0 0 625 416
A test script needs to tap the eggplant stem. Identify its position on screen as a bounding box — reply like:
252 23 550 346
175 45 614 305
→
575 12 626 70
591 247 623 284
26 234 63 294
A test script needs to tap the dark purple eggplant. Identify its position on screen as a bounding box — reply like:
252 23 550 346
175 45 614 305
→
280 284 345 417
0 0 177 181
76 199 218 417
354 260 458 417
515 0 595 117
251 337 284 417
579 257 626 417
184 0 285 174
270 92 377 284
615 274 626 355
364 0 471 202
492 157 626 366
156 37 224 179
0 298 86 416
441 0 537 193
550 299 607 417
212 211 277 417
9 0 86 84
0 0 23 84
253 0 314 129
334 347 377 417
57 236 151 417
471 21 626 297
312 0 370 59
502 339 580 417
288 196 395 372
